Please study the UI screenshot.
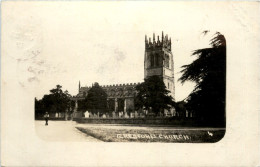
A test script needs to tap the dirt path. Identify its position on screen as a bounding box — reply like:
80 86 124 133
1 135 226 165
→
35 120 102 142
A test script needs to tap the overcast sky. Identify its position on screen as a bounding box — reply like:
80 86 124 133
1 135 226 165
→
3 1 254 101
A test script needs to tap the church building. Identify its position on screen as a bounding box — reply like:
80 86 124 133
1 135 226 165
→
73 32 175 118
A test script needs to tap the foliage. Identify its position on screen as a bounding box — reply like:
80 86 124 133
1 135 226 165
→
135 75 175 115
35 85 72 118
35 98 45 118
175 101 187 117
84 82 108 114
179 32 226 125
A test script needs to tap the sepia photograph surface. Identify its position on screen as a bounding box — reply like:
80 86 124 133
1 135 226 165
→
1 1 259 166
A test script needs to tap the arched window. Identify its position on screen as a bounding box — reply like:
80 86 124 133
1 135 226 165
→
165 55 169 68
155 54 159 67
150 54 154 67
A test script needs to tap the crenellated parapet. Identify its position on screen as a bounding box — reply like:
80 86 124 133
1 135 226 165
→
76 82 141 99
100 82 140 88
145 31 171 51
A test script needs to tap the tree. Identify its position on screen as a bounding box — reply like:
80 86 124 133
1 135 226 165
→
63 90 72 120
35 85 72 120
179 32 226 125
135 75 175 116
85 82 108 115
35 98 45 119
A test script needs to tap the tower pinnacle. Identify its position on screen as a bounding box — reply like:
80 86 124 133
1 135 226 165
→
145 32 171 51
162 31 164 41
79 81 81 92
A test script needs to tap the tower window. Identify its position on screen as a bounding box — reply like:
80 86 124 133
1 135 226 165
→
150 54 154 67
165 55 169 68
155 54 159 66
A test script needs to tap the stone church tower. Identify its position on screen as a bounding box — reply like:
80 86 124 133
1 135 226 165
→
144 32 175 100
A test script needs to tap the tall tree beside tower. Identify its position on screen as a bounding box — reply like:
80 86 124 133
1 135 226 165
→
179 32 226 126
135 75 174 115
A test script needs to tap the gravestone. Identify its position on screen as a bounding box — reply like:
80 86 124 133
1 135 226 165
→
119 111 123 118
112 111 116 118
84 111 89 118
130 112 134 118
124 112 129 118
134 111 139 118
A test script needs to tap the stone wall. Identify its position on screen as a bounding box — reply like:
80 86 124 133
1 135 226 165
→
73 117 199 126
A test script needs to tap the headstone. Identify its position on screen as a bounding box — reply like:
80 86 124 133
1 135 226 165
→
124 112 129 118
102 114 106 118
112 111 116 118
164 110 167 116
134 111 138 118
170 108 174 116
84 111 89 118
144 109 148 115
120 111 124 118
55 113 58 118
129 112 133 118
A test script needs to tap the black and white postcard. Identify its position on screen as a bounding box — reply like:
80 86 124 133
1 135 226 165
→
1 1 259 166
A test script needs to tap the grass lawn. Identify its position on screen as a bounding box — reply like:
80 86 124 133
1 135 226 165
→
76 126 225 143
